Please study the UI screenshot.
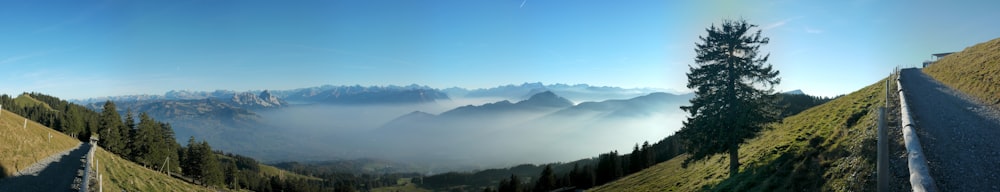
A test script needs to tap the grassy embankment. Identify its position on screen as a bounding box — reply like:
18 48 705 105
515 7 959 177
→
923 37 1000 105
95 148 215 192
0 104 79 177
592 79 888 191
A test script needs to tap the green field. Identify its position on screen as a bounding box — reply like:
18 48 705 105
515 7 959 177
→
591 79 887 191
0 108 80 177
0 106 213 191
95 147 215 192
923 37 1000 105
12 94 55 111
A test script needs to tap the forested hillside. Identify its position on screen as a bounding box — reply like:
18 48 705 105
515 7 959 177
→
0 92 405 192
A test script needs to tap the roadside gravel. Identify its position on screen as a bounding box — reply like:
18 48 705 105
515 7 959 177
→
899 68 1000 191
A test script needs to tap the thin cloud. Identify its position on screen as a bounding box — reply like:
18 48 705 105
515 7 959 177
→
763 18 791 30
0 52 47 65
762 16 804 30
804 26 824 34
33 3 108 34
520 0 527 8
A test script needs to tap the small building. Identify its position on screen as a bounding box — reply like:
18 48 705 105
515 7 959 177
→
922 52 954 68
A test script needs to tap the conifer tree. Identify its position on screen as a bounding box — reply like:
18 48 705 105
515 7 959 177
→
199 141 225 186
534 165 556 192
183 136 203 178
679 19 780 176
98 101 126 154
133 112 166 167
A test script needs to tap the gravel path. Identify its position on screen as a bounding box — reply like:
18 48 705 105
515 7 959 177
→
0 143 89 192
899 68 1000 191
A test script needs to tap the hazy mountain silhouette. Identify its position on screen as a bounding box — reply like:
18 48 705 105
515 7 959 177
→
447 82 669 103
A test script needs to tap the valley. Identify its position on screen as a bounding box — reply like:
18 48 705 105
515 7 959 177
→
72 83 690 173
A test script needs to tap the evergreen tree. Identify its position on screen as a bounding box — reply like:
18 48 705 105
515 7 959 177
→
642 141 654 168
199 141 225 187
133 112 167 168
630 144 642 173
224 159 240 189
534 165 556 192
98 101 127 154
183 136 203 178
679 19 780 176
507 174 522 192
160 122 181 173
122 108 136 157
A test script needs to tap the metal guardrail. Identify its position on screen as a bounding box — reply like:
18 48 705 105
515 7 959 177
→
896 69 938 192
80 142 96 192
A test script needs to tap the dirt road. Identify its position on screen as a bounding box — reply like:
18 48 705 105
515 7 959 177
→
0 143 90 192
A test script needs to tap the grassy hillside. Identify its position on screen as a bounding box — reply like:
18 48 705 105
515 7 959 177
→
0 106 211 191
12 94 54 111
0 109 79 177
259 163 322 181
372 178 432 192
215 154 322 181
923 37 1000 105
591 79 886 191
95 148 215 192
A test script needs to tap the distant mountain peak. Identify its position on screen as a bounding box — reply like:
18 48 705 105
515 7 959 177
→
230 90 286 109
784 89 806 95
518 91 573 108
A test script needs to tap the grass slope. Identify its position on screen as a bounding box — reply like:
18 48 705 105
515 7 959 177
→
12 94 55 111
0 109 79 177
258 163 322 181
0 107 211 191
372 178 432 192
215 155 322 181
592 79 886 191
923 37 1000 105
95 148 214 192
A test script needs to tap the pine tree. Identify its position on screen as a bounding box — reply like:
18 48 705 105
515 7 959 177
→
122 108 136 157
630 144 642 173
224 160 240 189
679 19 780 176
160 122 181 173
642 141 654 168
133 112 167 168
98 101 126 155
199 141 224 187
183 136 202 178
534 165 557 192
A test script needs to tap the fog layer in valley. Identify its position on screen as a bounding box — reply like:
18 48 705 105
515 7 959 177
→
250 93 688 173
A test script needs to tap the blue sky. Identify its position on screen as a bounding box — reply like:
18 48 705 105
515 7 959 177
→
1 0 998 99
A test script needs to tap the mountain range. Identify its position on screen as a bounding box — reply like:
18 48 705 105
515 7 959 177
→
443 82 671 103
72 83 696 171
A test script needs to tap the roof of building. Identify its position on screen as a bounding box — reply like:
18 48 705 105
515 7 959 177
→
932 52 955 57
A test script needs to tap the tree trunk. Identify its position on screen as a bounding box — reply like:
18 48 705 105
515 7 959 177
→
729 145 739 176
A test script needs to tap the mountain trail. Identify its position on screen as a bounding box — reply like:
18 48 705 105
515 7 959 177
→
0 143 89 192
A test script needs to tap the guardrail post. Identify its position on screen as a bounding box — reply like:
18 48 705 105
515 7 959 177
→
878 106 888 191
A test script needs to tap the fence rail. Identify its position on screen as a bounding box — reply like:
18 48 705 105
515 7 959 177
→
80 143 95 192
896 68 938 192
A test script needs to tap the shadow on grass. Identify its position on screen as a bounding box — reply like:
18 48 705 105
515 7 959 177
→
0 143 89 192
700 136 850 192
